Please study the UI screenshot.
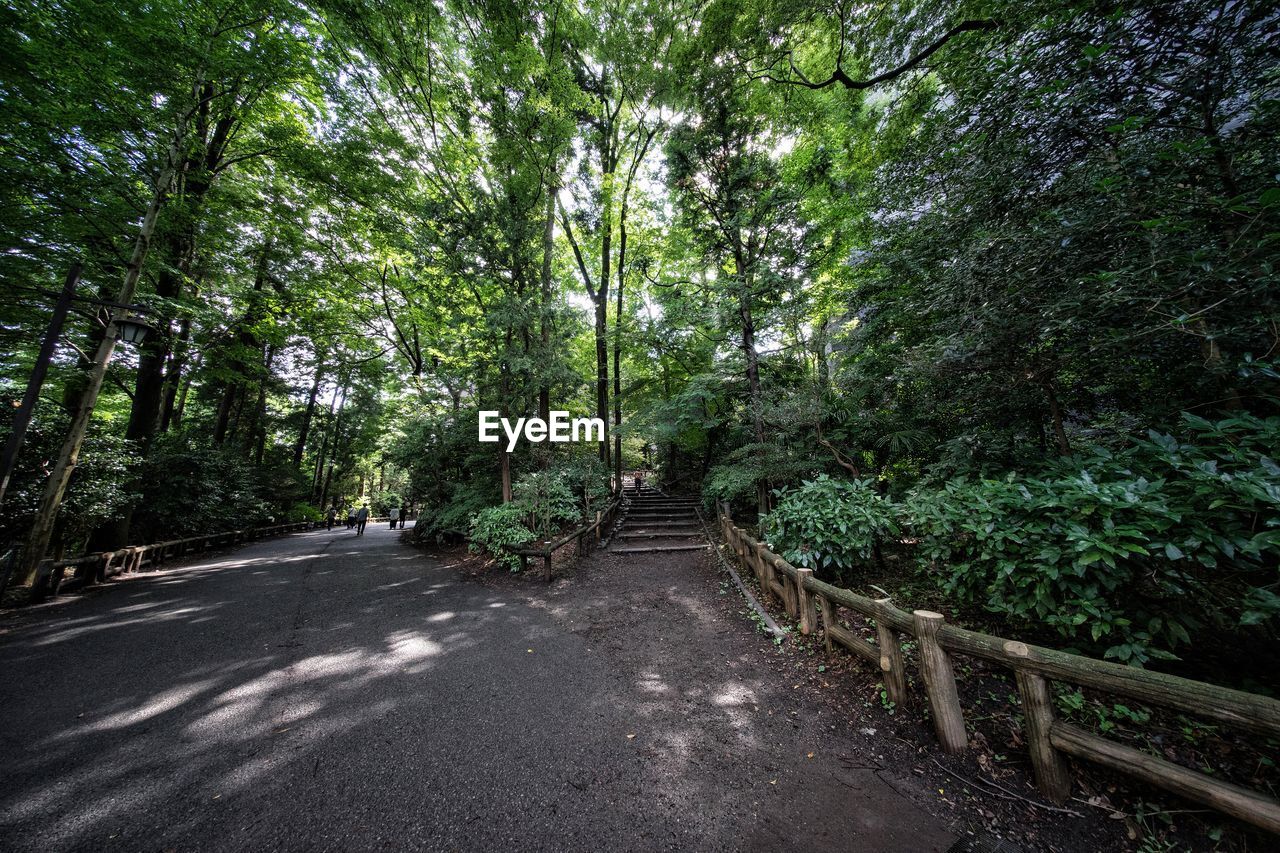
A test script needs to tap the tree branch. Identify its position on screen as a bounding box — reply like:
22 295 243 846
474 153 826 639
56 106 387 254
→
753 19 998 91
815 420 861 476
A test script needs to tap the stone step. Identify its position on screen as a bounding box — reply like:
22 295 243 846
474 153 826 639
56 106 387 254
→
615 531 702 541
610 543 711 554
624 519 699 527
627 506 698 513
627 498 699 505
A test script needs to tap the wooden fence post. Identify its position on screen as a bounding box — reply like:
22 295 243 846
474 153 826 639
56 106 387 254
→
913 610 967 754
875 597 908 707
817 594 834 653
595 511 602 544
1008 643 1072 804
543 553 552 582
795 568 814 635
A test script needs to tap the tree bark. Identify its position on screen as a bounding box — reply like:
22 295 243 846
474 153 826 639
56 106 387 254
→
613 204 625 489
538 179 555 426
737 261 768 517
159 314 192 432
293 359 324 466
1041 377 1071 455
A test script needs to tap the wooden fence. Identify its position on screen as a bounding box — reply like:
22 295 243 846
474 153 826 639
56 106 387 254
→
513 498 623 581
718 509 1280 835
27 520 321 601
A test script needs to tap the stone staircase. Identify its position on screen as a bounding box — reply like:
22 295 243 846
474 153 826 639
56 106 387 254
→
609 484 709 556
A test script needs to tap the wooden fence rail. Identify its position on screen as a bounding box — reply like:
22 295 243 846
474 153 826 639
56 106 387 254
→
717 509 1280 835
27 520 322 601
513 498 622 581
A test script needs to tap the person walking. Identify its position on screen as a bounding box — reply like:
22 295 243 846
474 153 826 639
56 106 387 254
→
346 506 356 529
326 505 337 531
355 504 369 536
389 506 399 529
398 503 409 529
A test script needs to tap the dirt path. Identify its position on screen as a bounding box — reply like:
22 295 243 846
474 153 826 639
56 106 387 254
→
1 524 956 852
481 544 959 851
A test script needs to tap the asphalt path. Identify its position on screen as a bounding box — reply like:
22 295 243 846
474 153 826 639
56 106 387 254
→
0 523 955 851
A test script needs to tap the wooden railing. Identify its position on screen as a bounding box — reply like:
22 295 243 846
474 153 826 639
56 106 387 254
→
718 508 1280 835
27 520 321 601
513 498 622 581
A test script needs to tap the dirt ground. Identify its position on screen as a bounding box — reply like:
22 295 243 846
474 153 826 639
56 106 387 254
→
426 530 1277 853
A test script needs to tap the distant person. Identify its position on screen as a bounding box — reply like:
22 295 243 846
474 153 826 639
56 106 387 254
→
346 506 356 529
355 504 369 536
399 504 409 529
389 506 399 529
326 505 337 531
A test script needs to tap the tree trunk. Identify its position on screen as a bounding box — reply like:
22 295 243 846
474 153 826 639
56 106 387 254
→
159 315 192 432
312 375 342 500
251 343 276 466
613 201 626 490
538 179 555 426
594 136 616 474
213 383 236 445
294 360 324 466
1041 377 1071 455
739 273 768 517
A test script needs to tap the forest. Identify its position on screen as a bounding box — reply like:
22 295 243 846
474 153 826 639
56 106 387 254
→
1 0 1277 680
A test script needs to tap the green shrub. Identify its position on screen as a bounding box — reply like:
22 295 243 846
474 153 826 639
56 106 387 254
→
512 470 579 538
903 413 1280 666
704 443 816 508
469 503 534 570
130 439 273 540
0 402 138 551
763 475 899 584
371 491 402 516
286 503 323 523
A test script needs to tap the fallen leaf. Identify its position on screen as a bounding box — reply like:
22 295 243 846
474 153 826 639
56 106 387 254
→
626 734 636 739
527 649 533 653
806 752 814 759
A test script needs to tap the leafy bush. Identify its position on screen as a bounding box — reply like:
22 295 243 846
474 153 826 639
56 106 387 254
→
130 439 273 540
371 490 402 516
425 483 492 541
763 475 899 584
469 503 534 570
0 404 138 552
704 442 816 508
512 470 579 538
903 414 1280 665
286 503 323 523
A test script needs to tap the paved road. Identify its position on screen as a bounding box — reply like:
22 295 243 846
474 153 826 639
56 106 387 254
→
0 524 955 851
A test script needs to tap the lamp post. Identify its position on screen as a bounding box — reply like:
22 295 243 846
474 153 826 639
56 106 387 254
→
6 265 154 594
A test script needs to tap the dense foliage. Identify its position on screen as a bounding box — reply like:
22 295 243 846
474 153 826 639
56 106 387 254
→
765 415 1280 664
1 0 1275 672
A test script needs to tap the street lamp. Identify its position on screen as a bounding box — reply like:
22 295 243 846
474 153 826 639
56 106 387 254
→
115 314 153 345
